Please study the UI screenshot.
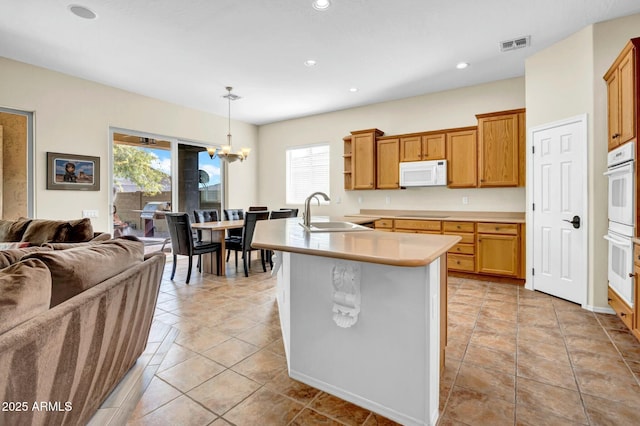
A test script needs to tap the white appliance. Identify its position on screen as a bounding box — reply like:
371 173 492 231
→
399 160 447 187
604 141 635 307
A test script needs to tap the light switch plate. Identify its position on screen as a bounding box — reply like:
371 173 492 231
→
82 209 99 218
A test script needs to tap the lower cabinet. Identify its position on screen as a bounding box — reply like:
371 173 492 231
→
476 223 519 277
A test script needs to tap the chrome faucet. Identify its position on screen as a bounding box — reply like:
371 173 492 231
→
303 192 330 228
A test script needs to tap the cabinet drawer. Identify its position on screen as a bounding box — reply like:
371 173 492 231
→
444 232 475 244
394 219 441 232
374 219 394 229
608 287 634 330
449 243 475 255
477 222 518 235
448 254 475 272
635 243 640 266
443 221 475 233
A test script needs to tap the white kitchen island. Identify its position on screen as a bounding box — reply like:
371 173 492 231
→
252 218 459 426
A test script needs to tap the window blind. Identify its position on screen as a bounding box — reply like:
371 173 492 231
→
286 144 330 204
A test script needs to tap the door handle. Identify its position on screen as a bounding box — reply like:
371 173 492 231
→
563 215 581 229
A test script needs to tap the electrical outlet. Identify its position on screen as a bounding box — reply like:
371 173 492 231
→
336 196 342 204
358 196 363 204
462 197 469 205
385 196 391 205
82 209 99 218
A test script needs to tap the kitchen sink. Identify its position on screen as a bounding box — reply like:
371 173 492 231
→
300 221 374 232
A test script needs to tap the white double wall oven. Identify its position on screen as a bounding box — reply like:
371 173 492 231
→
604 141 636 307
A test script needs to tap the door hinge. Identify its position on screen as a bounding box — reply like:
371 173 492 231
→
532 146 535 154
532 268 535 276
532 203 535 211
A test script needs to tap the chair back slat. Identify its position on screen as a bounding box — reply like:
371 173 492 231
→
269 209 295 219
249 206 268 211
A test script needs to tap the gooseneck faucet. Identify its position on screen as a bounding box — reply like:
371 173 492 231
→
303 192 330 228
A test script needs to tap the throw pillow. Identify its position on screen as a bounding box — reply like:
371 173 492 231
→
24 238 144 307
20 219 70 245
0 218 32 242
0 242 30 250
66 218 94 242
0 258 52 335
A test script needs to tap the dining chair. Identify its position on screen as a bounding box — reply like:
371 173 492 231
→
269 209 296 219
165 213 221 283
248 206 268 211
280 207 299 217
193 209 219 241
225 210 269 277
223 208 244 261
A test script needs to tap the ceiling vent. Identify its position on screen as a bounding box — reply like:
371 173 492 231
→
500 36 531 52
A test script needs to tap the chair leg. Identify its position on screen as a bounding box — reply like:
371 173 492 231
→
235 251 238 269
198 254 202 272
268 250 273 269
171 254 177 280
217 251 222 275
186 256 193 284
260 250 266 272
226 250 231 262
243 250 249 277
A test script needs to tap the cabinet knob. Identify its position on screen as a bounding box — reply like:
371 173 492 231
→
608 298 612 302
456 261 461 265
480 179 485 182
612 133 620 139
621 312 627 317
629 272 636 278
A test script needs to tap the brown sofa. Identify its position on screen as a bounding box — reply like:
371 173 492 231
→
0 238 166 425
0 217 109 246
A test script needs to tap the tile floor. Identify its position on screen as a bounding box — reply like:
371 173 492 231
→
90 254 640 425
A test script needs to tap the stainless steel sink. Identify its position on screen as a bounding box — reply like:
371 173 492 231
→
300 221 374 232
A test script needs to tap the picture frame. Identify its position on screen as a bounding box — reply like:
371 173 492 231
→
46 152 100 191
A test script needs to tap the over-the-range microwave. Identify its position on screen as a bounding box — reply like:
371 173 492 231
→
399 160 447 187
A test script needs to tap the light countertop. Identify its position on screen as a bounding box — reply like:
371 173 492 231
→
252 216 460 267
347 209 526 223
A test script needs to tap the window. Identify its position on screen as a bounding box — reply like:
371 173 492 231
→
286 143 330 204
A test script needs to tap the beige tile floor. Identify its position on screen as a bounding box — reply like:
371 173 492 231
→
90 254 640 425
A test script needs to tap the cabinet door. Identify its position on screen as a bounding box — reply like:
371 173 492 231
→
478 113 519 187
422 133 446 160
477 233 519 276
446 129 477 188
619 47 636 145
353 133 376 189
400 136 422 162
607 69 621 151
376 138 399 189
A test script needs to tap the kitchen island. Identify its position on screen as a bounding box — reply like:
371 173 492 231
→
252 217 459 426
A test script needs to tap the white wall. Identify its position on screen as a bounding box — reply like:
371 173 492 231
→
0 57 259 231
257 78 526 217
524 12 640 309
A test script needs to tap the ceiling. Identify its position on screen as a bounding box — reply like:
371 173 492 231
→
2 1 640 125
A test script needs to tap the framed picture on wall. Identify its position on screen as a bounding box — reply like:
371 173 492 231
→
46 152 100 191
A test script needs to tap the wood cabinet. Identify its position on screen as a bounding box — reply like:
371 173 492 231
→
400 133 445 162
446 128 477 188
394 219 442 233
444 221 476 273
476 109 525 187
343 136 353 190
374 218 393 232
476 222 519 277
350 129 383 190
604 38 638 151
376 138 400 189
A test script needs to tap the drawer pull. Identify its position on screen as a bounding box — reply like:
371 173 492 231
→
608 298 612 302
456 261 461 265
621 312 627 317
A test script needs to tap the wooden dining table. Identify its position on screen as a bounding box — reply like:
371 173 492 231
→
191 219 244 275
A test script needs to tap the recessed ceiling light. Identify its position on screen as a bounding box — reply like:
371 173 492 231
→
456 62 469 69
312 0 331 11
68 4 97 20
304 59 317 67
349 87 358 92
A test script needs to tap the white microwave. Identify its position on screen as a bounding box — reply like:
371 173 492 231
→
399 160 447 187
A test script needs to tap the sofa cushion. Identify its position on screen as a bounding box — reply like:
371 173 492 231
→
0 258 52 335
20 219 70 245
41 241 100 250
24 238 145 307
0 246 52 269
0 218 32 242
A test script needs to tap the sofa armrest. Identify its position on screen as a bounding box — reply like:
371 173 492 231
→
90 232 111 242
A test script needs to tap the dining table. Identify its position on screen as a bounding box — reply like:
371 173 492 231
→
191 219 244 275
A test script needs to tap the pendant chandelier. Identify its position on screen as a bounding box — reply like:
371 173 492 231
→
207 86 250 163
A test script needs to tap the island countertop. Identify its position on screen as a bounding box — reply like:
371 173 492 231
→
252 217 460 267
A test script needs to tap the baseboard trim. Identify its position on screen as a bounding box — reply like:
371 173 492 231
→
584 304 615 314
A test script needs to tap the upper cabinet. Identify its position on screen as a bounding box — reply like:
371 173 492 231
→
604 38 638 151
400 133 446 162
376 138 400 189
350 129 384 190
446 128 478 188
476 109 525 187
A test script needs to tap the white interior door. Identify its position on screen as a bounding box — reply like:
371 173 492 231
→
530 115 587 305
